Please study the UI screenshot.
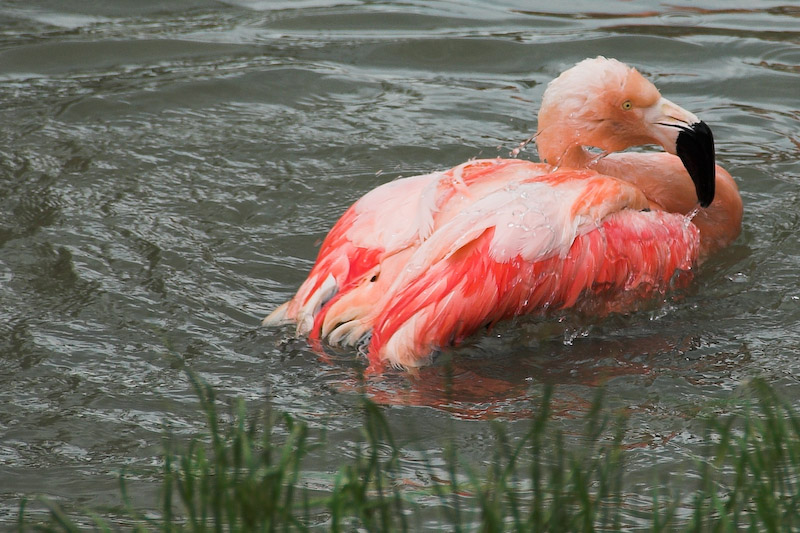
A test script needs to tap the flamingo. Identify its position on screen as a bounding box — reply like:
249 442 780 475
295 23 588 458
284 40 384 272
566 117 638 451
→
264 57 743 371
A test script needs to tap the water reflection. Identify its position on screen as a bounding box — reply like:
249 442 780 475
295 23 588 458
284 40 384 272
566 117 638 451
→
292 316 751 422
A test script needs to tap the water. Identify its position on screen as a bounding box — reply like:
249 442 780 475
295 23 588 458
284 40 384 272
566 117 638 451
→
1 0 799 527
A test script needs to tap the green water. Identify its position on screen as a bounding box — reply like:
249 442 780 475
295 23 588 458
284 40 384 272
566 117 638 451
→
1 0 799 527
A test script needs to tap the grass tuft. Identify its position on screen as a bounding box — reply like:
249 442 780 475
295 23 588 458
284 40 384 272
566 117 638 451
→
18 375 800 531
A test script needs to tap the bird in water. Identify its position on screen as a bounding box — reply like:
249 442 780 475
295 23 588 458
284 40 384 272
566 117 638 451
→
264 57 743 371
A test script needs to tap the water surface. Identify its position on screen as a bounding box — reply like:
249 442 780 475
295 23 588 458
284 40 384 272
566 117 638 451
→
1 0 799 527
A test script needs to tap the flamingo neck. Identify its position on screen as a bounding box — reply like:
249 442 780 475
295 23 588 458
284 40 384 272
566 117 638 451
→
692 168 744 259
592 152 743 259
538 143 603 170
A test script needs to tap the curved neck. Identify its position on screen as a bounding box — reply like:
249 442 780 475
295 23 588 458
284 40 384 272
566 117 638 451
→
692 168 743 258
535 117 588 167
592 152 742 258
548 145 596 168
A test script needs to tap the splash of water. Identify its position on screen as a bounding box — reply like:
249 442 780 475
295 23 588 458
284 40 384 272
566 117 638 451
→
509 132 538 158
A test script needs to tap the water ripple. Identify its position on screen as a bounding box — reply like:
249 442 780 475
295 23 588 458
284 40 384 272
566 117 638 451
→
1 0 799 527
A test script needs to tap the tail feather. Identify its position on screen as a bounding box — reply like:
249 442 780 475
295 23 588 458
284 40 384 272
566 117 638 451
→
262 301 291 326
295 273 338 335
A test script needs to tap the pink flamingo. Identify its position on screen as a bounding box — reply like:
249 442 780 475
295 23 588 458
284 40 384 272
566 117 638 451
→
264 57 743 371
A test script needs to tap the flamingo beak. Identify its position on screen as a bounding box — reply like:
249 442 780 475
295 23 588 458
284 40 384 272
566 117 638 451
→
646 97 717 207
675 121 715 208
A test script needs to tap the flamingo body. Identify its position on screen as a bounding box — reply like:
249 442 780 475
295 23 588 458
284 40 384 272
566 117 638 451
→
265 58 742 370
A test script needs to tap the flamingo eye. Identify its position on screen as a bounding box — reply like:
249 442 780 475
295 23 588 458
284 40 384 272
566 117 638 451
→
621 100 633 111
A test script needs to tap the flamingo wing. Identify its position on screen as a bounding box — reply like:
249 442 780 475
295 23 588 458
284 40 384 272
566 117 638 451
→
265 159 549 335
264 170 441 333
360 171 700 369
266 161 700 370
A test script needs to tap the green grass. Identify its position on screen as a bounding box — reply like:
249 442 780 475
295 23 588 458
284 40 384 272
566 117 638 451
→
18 375 800 531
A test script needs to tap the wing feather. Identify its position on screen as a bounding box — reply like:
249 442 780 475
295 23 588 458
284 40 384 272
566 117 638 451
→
368 208 699 369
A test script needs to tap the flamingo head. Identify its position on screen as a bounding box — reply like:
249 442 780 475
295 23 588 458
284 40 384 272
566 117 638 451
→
535 57 716 207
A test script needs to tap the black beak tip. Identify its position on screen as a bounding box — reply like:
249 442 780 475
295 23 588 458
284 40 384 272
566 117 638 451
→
676 120 716 208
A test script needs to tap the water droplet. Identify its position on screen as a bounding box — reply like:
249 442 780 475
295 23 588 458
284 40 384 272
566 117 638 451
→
509 132 537 158
726 272 749 283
